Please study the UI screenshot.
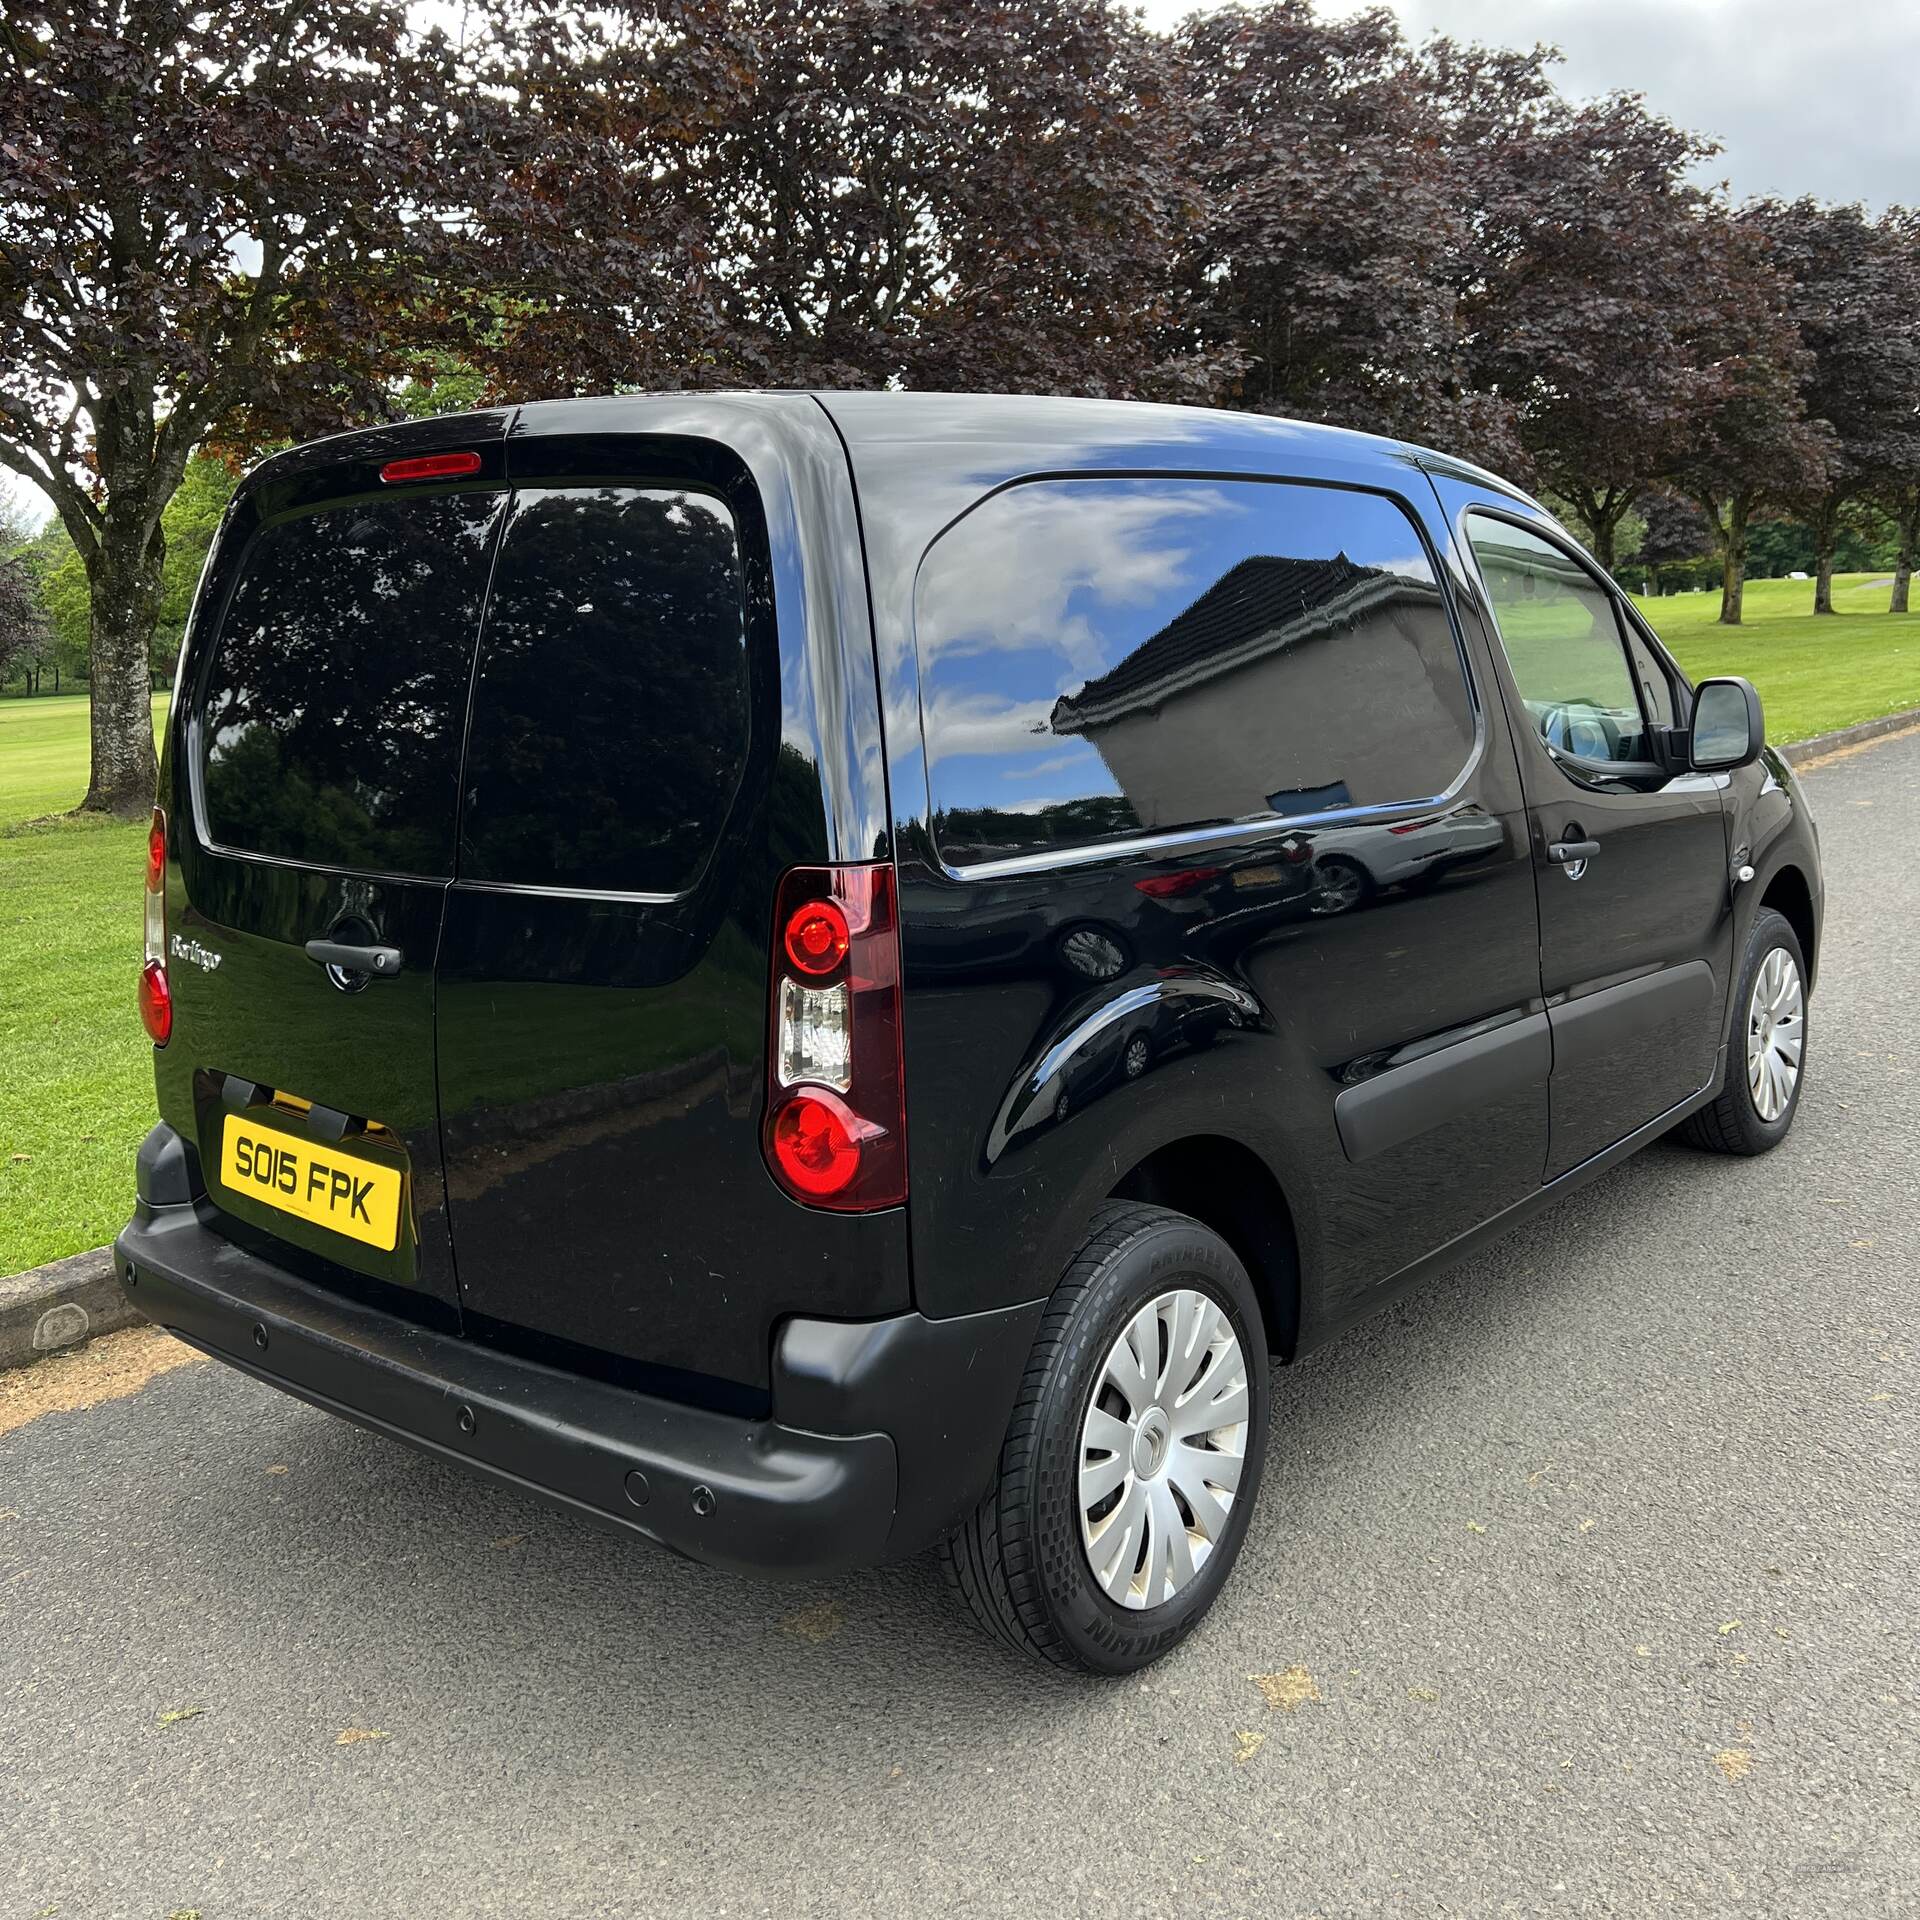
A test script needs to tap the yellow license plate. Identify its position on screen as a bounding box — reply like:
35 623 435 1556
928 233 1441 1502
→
1232 864 1288 889
220 1114 403 1252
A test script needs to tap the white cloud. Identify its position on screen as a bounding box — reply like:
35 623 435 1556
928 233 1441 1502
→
914 483 1246 678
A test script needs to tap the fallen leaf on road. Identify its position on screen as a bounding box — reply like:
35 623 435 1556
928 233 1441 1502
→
1232 1729 1266 1764
1718 1620 1742 1635
780 1599 844 1644
156 1706 204 1729
1466 1520 1487 1534
1867 1392 1893 1403
490 1533 527 1550
1579 1517 1597 1533
1250 1666 1320 1712
335 1728 389 1746
1634 1646 1651 1658
263 1464 289 1476
1714 1749 1752 1783
1407 1687 1440 1703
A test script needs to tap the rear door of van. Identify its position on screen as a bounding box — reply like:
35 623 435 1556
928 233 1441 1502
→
161 421 514 1323
432 412 907 1405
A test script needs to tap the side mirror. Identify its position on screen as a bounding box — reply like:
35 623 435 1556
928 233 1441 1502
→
1690 676 1764 772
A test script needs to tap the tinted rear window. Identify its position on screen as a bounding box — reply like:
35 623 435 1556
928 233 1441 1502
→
197 491 504 876
914 478 1475 865
457 486 750 895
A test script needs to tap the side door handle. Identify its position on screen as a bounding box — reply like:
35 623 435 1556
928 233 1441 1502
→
304 938 404 978
1547 839 1601 863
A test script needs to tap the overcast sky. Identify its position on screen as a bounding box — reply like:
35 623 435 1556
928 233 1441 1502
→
1139 0 1920 210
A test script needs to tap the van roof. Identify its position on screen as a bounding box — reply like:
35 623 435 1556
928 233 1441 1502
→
810 388 1535 505
248 388 1537 513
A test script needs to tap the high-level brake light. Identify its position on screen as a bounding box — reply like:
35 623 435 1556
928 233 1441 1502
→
379 450 483 484
763 865 905 1211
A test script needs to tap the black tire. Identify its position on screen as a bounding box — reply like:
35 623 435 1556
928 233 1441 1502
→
1680 906 1808 1156
941 1203 1270 1674
1309 854 1371 916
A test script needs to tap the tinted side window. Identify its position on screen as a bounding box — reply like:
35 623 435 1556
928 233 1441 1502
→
1468 517 1650 762
198 491 504 876
459 486 750 895
914 478 1475 865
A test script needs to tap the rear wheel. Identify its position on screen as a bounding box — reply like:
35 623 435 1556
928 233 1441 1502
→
942 1203 1269 1673
1681 906 1808 1155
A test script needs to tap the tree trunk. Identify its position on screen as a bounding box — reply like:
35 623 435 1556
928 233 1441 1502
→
1894 497 1919 615
78 512 165 818
1717 494 1749 626
1811 493 1840 614
1565 487 1627 579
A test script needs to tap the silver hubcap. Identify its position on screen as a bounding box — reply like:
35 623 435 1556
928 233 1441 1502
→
1746 946 1804 1123
1079 1288 1250 1611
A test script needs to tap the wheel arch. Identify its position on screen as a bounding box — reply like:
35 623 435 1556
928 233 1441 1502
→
1108 1134 1302 1360
1759 863 1817 988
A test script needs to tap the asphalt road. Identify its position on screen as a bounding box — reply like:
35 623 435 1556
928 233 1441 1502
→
4 734 1916 1920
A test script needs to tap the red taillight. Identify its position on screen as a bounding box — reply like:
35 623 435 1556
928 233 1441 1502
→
142 807 169 1047
770 1090 864 1198
1134 866 1220 898
783 899 850 977
379 450 483 484
139 959 172 1046
763 864 906 1211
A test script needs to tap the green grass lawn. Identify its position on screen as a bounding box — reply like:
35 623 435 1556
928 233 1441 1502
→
1629 572 1920 743
0 694 168 1272
1 572 1915 1275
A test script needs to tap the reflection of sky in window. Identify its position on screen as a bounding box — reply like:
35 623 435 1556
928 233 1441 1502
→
913 478 1437 818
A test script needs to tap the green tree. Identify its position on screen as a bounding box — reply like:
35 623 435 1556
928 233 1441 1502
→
0 2 538 815
1750 200 1920 613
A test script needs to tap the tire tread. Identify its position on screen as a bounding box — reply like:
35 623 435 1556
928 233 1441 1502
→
939 1201 1191 1669
1679 907 1806 1157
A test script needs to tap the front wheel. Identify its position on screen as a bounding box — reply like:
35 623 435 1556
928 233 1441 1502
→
1680 906 1808 1155
941 1203 1270 1673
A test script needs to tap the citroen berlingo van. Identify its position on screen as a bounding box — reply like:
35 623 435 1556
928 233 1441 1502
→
117 392 1823 1672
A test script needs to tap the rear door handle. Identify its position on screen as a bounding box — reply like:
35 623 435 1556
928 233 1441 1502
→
1547 839 1601 863
304 938 404 977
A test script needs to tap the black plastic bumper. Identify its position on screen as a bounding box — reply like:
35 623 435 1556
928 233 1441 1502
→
115 1139 1042 1579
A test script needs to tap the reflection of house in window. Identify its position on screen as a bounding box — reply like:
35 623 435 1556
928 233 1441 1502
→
1049 552 1462 828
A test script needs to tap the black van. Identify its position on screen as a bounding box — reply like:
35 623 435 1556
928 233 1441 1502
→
117 393 1823 1672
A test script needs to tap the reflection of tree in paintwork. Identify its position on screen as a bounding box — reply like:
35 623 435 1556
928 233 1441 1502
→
935 792 1141 866
460 487 749 895
199 492 504 875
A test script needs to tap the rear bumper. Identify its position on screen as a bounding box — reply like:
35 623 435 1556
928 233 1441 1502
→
116 1133 1041 1580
